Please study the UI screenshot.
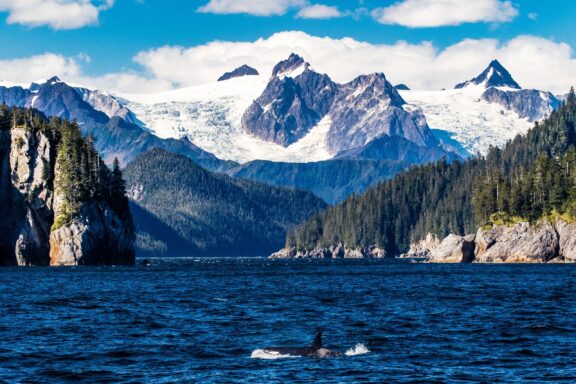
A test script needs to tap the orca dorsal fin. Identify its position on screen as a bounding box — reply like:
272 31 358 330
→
310 331 323 350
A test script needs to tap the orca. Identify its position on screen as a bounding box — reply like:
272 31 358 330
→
261 331 340 358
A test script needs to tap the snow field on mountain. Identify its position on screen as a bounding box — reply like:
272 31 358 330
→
400 86 534 156
119 76 334 164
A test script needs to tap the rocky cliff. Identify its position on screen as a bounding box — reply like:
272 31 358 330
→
421 220 576 263
0 107 135 266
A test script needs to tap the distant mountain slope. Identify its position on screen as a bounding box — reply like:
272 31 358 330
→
228 158 408 204
285 89 576 256
123 148 327 257
401 60 558 156
0 77 230 170
122 54 449 164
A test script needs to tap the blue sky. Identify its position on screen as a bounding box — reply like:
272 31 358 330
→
0 0 575 93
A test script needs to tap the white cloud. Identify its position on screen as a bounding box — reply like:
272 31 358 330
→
2 32 576 95
130 32 576 94
372 0 518 27
296 4 342 19
0 53 82 83
0 0 114 30
197 0 306 16
528 12 538 20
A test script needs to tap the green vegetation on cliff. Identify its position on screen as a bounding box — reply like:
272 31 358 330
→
288 88 576 254
0 106 132 230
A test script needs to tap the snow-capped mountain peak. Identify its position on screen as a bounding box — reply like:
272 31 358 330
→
217 64 259 82
271 53 311 79
455 59 521 90
46 76 62 85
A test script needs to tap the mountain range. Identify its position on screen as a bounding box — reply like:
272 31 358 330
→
0 56 563 256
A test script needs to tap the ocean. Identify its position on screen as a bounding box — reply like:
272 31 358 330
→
1 258 575 383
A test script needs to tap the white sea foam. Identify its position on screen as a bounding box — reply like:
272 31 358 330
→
250 349 300 359
345 343 371 356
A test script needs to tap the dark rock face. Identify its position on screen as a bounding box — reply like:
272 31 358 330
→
455 60 521 89
243 54 439 154
327 73 438 153
272 53 306 77
218 65 259 81
481 87 559 121
242 54 338 146
394 84 410 90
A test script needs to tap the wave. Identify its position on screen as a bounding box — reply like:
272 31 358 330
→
250 349 300 359
345 343 371 356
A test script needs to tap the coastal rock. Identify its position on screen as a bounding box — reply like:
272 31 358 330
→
429 234 476 263
269 245 386 259
0 110 135 266
49 204 135 266
556 221 576 261
270 247 297 259
400 233 440 258
475 222 558 263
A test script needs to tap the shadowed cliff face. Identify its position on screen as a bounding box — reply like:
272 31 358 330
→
0 128 54 265
0 109 135 266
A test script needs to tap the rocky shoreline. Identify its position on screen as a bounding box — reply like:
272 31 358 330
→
270 244 386 259
272 220 576 263
413 220 576 263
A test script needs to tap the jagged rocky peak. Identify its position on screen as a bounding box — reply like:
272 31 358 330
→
327 72 438 154
217 64 259 82
455 59 521 89
271 53 310 78
241 53 337 147
344 72 406 108
46 76 62 85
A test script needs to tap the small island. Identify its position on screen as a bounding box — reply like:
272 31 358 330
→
0 107 135 266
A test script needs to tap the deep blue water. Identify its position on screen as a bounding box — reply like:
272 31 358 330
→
1 258 575 383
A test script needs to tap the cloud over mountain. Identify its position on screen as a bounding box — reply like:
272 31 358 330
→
1 32 575 95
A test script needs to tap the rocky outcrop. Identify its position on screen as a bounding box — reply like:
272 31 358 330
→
399 233 440 259
426 220 576 263
49 204 135 266
0 109 135 266
475 222 558 263
1 128 54 266
556 221 576 262
270 244 386 259
429 234 476 263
